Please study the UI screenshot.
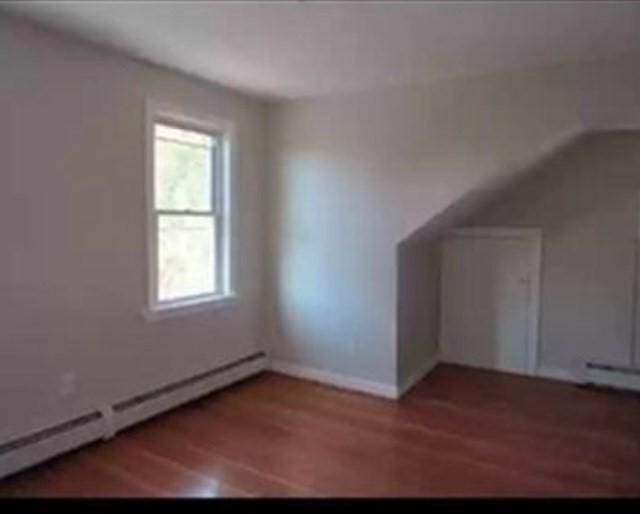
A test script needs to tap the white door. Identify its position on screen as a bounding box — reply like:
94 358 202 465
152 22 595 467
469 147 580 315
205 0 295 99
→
440 230 540 375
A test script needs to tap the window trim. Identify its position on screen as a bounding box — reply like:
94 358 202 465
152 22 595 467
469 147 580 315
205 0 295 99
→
143 100 238 321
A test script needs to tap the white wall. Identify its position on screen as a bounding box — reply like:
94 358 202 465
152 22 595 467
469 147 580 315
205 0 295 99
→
268 53 640 390
0 16 268 443
397 237 440 386
4 14 640 435
468 131 640 375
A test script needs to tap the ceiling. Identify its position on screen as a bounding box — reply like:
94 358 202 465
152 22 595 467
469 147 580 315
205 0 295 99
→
4 1 640 100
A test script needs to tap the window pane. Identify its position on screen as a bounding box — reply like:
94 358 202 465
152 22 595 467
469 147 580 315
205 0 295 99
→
156 123 213 147
157 215 216 301
154 125 214 211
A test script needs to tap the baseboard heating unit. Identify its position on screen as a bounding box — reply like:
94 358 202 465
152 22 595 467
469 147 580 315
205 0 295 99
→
0 351 267 480
584 361 640 393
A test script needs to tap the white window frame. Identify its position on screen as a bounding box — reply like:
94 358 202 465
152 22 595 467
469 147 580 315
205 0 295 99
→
143 100 237 321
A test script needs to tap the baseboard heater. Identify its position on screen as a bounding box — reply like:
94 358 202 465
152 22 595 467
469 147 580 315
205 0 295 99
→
0 351 267 480
584 361 640 393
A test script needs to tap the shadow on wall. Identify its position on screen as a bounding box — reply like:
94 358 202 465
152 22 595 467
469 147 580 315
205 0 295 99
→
466 131 640 372
395 132 592 386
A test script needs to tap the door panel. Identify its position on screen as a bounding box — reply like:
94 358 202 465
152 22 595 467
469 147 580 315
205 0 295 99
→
440 235 534 375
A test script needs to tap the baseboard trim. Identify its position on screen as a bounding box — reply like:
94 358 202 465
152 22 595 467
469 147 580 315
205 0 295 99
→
584 365 640 393
535 365 583 384
0 352 267 480
398 353 440 398
269 359 398 399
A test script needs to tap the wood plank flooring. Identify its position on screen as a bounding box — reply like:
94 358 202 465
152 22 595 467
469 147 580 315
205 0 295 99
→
1 364 639 497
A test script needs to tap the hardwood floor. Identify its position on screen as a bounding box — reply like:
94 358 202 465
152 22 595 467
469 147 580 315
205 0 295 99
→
1 364 640 497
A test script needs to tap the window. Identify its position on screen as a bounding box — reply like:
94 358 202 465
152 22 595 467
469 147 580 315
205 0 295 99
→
146 106 235 318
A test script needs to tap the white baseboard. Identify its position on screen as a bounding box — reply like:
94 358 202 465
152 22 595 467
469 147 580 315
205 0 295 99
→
0 353 267 480
585 366 640 393
535 365 583 384
270 359 398 399
0 415 105 481
398 353 440 398
114 354 266 432
537 362 640 392
437 361 583 385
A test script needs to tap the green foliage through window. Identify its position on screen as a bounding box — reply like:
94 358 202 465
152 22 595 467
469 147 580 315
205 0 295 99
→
153 123 220 302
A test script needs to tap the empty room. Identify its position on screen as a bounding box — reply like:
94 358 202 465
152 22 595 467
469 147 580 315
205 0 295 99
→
1 0 640 500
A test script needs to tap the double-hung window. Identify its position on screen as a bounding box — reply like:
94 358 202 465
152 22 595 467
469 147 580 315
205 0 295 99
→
147 107 234 317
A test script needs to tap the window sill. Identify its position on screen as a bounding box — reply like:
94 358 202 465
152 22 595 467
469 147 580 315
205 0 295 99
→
142 294 239 322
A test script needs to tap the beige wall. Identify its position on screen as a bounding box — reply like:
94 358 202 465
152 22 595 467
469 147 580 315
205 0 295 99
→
268 53 640 389
0 16 268 443
468 131 640 374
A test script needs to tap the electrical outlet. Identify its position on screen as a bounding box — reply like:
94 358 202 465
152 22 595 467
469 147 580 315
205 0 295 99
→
59 372 76 397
